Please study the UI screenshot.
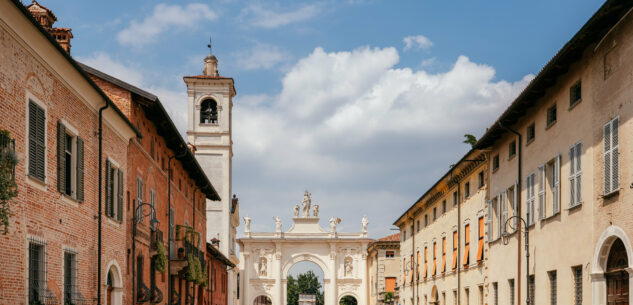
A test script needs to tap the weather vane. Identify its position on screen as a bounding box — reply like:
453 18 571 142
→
207 37 212 55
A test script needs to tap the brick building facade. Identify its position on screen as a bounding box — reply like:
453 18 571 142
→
0 1 139 304
207 243 236 305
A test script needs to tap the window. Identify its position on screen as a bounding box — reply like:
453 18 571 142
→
386 251 395 258
416 251 420 282
478 171 484 188
441 237 446 274
200 99 218 124
538 155 561 220
453 290 458 305
432 241 437 276
527 123 535 143
570 81 581 107
403 258 406 285
28 101 46 182
442 200 447 214
433 207 437 221
604 117 619 195
105 160 123 222
137 256 144 293
492 282 498 305
453 191 458 206
150 189 156 221
569 142 582 207
526 173 535 225
64 251 77 305
28 240 46 304
57 122 84 201
136 177 143 223
476 217 484 262
463 224 470 267
488 195 501 241
464 182 470 198
410 225 414 238
509 279 515 305
547 104 557 127
549 270 557 305
464 288 469 305
508 140 516 159
423 246 428 279
385 277 396 292
416 220 420 232
452 231 458 271
150 137 155 160
479 285 485 305
424 214 428 227
573 265 582 305
528 275 535 305
492 155 499 171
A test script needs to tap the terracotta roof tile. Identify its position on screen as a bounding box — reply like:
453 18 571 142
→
378 233 400 242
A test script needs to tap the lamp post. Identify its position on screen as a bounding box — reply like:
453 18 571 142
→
132 200 160 304
502 215 530 305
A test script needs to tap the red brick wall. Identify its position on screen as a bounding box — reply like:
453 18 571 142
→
0 24 129 305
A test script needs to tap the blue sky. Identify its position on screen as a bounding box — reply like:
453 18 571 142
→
35 0 604 239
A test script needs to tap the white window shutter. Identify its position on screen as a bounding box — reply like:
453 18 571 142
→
604 121 612 194
501 191 508 233
576 142 582 204
612 118 619 191
487 200 493 242
513 182 518 228
553 154 560 214
496 194 501 239
538 165 545 220
569 145 576 207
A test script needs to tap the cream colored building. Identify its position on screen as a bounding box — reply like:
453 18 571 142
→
395 1 633 305
368 233 401 305
395 150 489 305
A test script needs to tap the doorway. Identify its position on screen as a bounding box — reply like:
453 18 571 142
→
607 238 629 305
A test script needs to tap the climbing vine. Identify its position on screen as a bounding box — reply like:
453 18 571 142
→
155 241 167 273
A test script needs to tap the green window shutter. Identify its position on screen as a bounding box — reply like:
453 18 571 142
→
105 160 112 218
28 101 46 181
117 169 123 222
76 137 84 202
28 102 37 177
35 104 46 181
57 121 66 193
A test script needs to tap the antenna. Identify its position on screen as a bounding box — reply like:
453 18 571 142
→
207 37 212 55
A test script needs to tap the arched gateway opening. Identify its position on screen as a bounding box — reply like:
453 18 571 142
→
238 191 372 305
592 226 633 305
339 295 358 305
254 295 272 305
287 261 324 305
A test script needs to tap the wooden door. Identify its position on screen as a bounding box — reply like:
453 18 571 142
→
607 271 629 305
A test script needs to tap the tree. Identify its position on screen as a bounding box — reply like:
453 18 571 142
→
339 295 357 305
286 271 324 305
463 134 477 147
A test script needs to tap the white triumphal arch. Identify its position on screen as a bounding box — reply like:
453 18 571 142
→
238 191 372 305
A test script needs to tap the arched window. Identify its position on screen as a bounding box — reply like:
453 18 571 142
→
200 99 218 124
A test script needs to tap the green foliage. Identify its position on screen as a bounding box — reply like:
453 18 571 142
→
384 292 394 304
0 129 18 235
286 271 324 305
339 295 358 305
154 241 167 273
200 267 209 287
463 134 477 147
186 253 204 285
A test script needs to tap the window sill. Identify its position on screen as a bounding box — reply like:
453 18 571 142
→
545 120 557 130
568 100 582 111
106 217 122 227
542 211 560 221
26 175 47 191
567 202 582 211
61 194 80 207
602 189 620 199
525 138 534 147
492 167 499 174
199 123 219 126
508 154 516 161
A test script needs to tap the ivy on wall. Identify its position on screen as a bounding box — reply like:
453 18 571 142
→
0 129 18 234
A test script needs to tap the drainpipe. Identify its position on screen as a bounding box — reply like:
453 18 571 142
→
97 102 109 305
168 150 187 305
406 213 415 305
456 181 461 305
498 122 522 305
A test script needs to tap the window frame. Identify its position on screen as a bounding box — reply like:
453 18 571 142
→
508 140 516 159
546 104 557 128
63 250 78 305
492 154 499 172
569 142 583 208
526 123 536 144
28 238 47 304
27 97 47 184
105 159 123 222
569 81 582 108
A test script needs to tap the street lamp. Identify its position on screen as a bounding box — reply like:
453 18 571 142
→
502 216 530 305
132 200 159 304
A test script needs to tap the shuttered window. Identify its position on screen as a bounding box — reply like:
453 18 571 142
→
137 177 143 223
487 199 493 242
105 160 113 218
552 155 561 215
424 246 428 279
538 164 546 220
416 251 420 281
410 254 414 283
452 231 457 271
28 101 46 181
476 217 484 262
526 173 535 226
105 160 123 222
56 122 84 202
496 194 501 239
501 191 508 234
150 189 156 221
441 237 446 274
603 117 619 195
569 142 582 207
463 224 470 267
432 242 437 276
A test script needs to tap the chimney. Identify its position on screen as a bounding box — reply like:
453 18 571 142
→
26 0 73 54
203 55 219 76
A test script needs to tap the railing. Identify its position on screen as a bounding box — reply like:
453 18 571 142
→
150 285 163 304
172 240 206 270
170 289 180 305
31 282 59 305
137 282 151 303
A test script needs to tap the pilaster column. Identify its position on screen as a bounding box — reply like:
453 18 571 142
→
330 244 338 305
275 243 283 305
360 244 368 305
242 252 250 305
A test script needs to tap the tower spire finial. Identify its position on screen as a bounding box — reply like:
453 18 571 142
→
207 37 212 55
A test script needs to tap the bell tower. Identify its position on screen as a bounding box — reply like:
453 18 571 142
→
184 49 237 258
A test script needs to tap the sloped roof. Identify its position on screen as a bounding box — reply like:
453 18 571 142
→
378 233 400 242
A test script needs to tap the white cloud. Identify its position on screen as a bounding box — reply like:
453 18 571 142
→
233 46 533 238
240 3 320 29
117 3 217 47
403 35 434 51
77 52 145 86
235 43 289 70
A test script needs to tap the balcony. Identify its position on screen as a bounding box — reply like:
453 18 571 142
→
151 229 164 251
170 239 206 275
